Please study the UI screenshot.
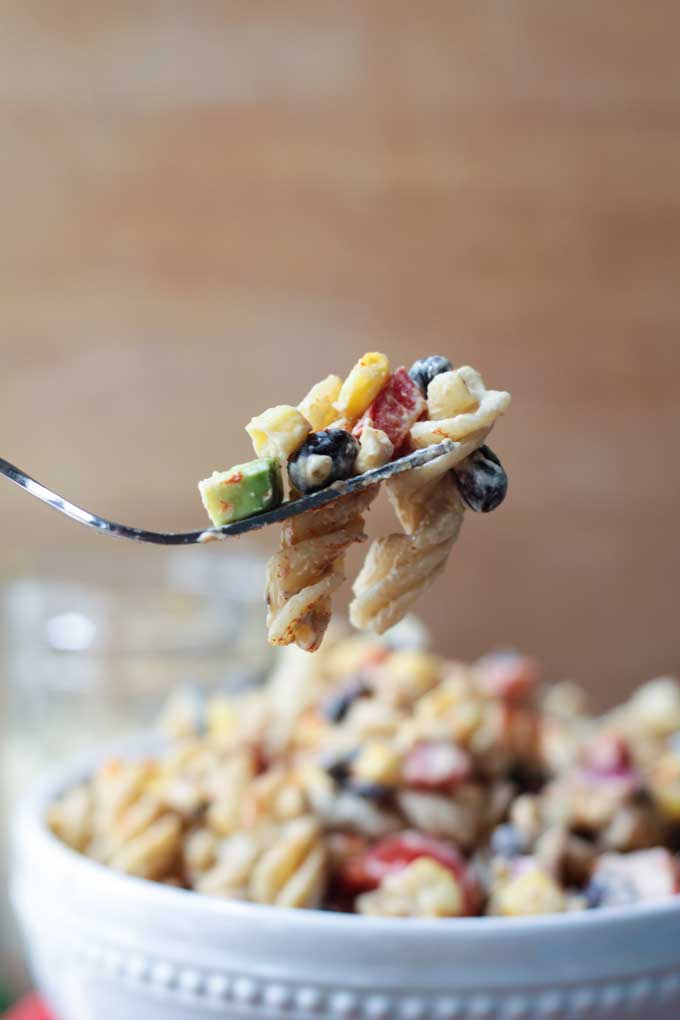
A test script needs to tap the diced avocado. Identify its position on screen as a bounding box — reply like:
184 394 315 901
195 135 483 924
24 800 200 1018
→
198 457 283 527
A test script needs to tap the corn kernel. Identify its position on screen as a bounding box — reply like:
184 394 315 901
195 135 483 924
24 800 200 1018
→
334 352 390 421
246 405 311 461
498 868 566 916
358 858 464 917
416 675 472 720
353 741 402 785
386 650 441 700
298 375 343 431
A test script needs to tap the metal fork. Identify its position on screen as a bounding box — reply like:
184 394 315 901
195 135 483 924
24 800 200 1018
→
0 441 457 546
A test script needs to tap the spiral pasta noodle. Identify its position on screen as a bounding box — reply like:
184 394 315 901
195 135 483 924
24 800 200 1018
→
196 816 327 909
266 487 379 651
349 366 511 635
349 471 465 635
386 430 489 533
49 760 185 882
349 433 487 635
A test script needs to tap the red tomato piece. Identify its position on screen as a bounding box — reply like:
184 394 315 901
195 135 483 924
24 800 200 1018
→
476 651 540 703
402 741 472 791
353 367 426 448
338 830 478 913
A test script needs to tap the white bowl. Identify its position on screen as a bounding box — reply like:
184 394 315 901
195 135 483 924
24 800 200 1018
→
11 736 680 1020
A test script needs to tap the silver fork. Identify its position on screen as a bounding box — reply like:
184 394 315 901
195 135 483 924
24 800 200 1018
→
0 441 457 545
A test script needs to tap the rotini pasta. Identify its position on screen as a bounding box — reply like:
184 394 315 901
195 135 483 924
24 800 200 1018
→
195 828 273 899
204 751 257 835
349 471 465 635
47 784 92 853
397 788 483 849
249 815 327 908
297 374 343 431
266 487 378 651
108 814 182 881
349 368 510 636
194 816 327 907
410 366 511 447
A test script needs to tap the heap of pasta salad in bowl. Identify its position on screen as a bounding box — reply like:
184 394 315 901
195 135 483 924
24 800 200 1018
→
198 352 511 651
48 632 680 918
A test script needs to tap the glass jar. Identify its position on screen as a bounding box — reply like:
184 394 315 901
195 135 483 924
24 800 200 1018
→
0 541 272 994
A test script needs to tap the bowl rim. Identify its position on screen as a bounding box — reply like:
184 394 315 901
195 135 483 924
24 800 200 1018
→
14 731 680 938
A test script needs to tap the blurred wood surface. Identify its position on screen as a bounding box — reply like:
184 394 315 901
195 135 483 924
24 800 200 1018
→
1 1 679 704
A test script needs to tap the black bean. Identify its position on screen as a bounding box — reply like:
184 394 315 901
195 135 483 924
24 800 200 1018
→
288 429 359 494
346 781 395 803
321 677 371 724
321 749 359 784
408 355 453 395
507 763 548 794
454 445 508 513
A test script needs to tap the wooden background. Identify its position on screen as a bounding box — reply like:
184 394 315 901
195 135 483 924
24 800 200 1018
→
2 1 680 705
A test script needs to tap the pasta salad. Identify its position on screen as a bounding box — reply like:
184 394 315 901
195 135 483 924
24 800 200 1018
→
198 353 511 651
49 633 680 918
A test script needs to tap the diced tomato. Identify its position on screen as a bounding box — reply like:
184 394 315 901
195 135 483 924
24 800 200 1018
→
353 367 426 448
402 741 472 791
476 651 540 703
338 830 479 913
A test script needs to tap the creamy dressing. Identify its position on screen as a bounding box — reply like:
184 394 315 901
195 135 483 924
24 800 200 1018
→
197 529 228 543
297 453 333 490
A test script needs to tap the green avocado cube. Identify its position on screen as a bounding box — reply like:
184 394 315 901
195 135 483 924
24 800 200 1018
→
198 457 283 527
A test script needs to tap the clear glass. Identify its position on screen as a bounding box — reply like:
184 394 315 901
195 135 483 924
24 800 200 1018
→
0 542 272 994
